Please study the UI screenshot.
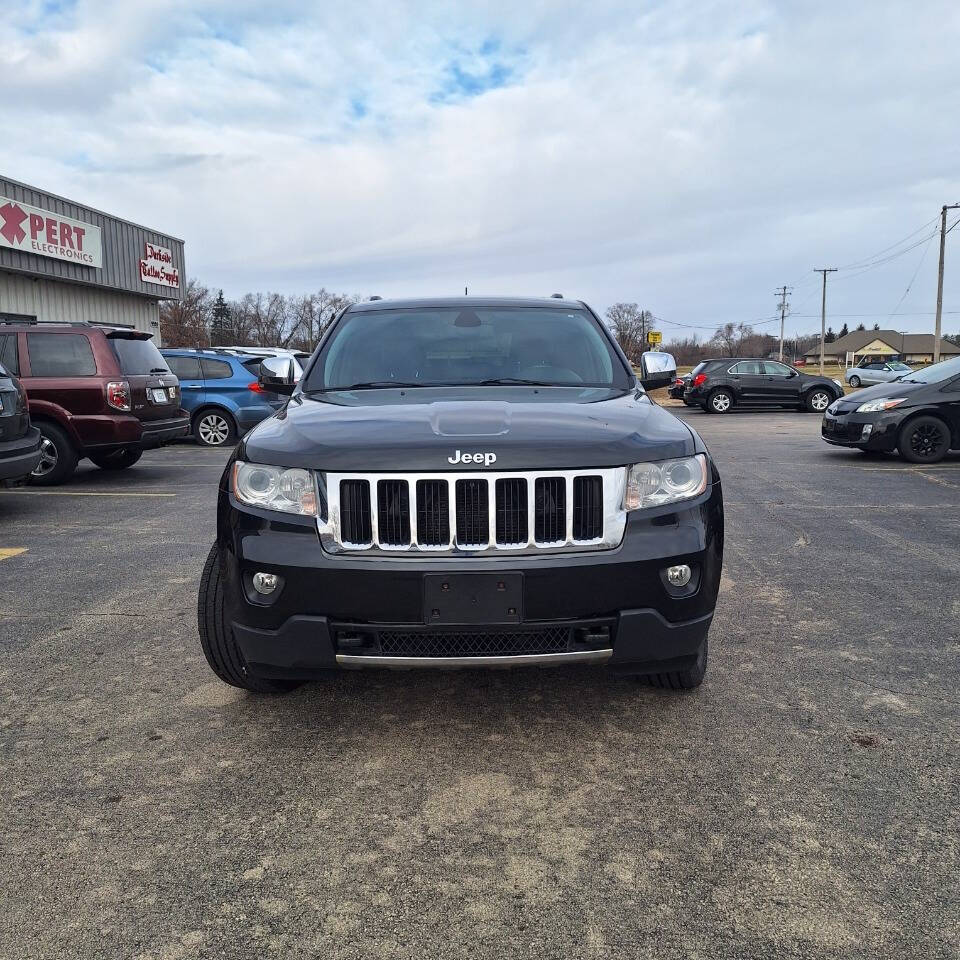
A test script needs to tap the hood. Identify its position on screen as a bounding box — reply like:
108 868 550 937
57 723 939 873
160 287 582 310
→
831 378 928 412
240 387 696 471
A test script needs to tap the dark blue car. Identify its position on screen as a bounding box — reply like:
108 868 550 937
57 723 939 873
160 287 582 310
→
160 349 286 447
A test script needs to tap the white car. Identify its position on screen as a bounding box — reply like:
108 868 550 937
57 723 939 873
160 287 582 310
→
845 361 912 388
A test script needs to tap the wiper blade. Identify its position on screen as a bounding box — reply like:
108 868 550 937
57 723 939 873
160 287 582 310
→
473 377 560 386
150 367 170 374
315 380 427 391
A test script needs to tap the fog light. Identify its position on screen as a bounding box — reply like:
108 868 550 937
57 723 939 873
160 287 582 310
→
861 424 873 439
252 572 279 595
666 564 692 587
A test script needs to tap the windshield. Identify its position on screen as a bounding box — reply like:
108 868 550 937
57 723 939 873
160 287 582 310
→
889 362 911 371
898 356 960 384
306 306 631 391
110 337 170 375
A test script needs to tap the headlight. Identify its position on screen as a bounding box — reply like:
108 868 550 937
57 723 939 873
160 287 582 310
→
624 454 708 511
832 379 843 388
855 398 907 413
232 461 318 516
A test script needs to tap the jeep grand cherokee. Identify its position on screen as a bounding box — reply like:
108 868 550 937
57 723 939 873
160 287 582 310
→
198 297 724 694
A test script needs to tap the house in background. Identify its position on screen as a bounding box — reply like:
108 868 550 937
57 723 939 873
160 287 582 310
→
802 330 960 366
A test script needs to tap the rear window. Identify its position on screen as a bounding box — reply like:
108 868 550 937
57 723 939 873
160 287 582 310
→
690 362 707 376
27 333 96 377
110 336 170 375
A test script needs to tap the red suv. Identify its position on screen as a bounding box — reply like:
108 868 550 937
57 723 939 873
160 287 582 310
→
0 321 189 485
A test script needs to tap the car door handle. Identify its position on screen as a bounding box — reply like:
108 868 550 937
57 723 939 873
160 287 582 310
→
182 383 201 388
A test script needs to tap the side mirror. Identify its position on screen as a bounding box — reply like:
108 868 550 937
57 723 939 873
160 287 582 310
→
259 356 297 395
638 351 677 391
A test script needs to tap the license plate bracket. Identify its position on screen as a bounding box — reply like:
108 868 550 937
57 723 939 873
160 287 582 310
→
423 573 523 625
150 388 169 404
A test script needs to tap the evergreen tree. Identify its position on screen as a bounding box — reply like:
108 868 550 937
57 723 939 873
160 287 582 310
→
855 323 866 331
211 289 231 346
838 323 849 338
824 327 836 343
873 323 880 331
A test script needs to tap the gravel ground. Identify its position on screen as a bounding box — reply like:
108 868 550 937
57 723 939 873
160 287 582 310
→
1 411 958 960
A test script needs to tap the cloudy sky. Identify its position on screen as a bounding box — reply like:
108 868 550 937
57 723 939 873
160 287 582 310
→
2 0 959 339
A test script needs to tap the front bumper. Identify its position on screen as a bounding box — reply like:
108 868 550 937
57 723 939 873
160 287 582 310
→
0 427 41 481
821 410 900 450
219 481 724 678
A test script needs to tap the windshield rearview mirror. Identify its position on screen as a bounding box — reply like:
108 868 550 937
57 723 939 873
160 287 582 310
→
638 351 677 391
260 356 297 395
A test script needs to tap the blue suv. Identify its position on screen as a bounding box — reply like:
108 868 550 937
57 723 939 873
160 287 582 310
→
160 349 286 447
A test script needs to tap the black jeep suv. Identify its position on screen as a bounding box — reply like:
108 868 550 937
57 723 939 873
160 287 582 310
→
199 297 724 694
0 358 41 483
684 358 843 414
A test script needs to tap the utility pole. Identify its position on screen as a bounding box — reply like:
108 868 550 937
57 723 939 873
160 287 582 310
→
934 204 960 364
815 269 837 375
775 286 792 362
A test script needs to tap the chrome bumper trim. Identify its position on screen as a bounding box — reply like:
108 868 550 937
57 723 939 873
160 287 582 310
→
335 649 613 669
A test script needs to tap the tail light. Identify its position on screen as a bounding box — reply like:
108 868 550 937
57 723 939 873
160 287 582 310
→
692 373 707 387
247 381 265 394
106 380 131 411
674 378 684 386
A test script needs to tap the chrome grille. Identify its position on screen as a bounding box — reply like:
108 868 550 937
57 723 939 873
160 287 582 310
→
320 468 627 555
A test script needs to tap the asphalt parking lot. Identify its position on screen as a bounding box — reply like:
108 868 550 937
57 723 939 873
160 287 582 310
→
1 412 958 960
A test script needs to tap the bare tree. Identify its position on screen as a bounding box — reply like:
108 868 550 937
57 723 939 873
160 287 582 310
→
159 279 212 347
711 322 754 357
605 302 650 361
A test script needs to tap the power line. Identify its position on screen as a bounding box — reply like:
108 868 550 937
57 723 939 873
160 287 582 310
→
835 214 941 270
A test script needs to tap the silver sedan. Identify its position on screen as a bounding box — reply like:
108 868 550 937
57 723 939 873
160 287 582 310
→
845 361 912 388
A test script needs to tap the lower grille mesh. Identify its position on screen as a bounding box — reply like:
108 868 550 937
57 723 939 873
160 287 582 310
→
377 627 570 658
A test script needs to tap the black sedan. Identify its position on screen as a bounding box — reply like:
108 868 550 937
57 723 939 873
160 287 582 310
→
668 373 692 401
684 358 843 414
821 355 960 463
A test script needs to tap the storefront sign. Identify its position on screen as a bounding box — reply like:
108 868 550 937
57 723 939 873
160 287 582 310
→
0 195 102 268
139 242 180 289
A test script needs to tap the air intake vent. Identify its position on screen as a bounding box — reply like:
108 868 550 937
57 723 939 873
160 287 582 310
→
573 476 603 540
495 478 528 545
535 477 566 543
377 479 410 545
416 479 449 546
455 478 489 546
340 479 372 544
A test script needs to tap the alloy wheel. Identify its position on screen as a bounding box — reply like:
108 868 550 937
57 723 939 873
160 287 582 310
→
198 414 230 446
811 391 830 411
909 422 946 460
712 393 731 412
31 436 58 477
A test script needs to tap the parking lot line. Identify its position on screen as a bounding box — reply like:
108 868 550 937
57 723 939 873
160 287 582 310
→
0 547 28 560
0 490 176 498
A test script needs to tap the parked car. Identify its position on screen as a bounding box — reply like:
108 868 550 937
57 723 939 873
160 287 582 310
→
684 358 843 414
845 360 912 388
0 320 188 485
0 357 41 483
668 373 693 401
160 349 287 447
822 355 960 463
197 296 723 695
216 347 310 379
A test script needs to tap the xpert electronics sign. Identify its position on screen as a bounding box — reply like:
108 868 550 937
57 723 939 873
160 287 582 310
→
0 196 102 268
139 242 180 289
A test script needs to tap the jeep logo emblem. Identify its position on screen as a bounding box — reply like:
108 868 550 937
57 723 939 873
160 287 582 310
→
448 449 497 466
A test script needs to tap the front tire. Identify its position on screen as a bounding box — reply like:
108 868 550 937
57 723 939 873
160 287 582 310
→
848 375 861 388
898 415 951 464
28 422 78 486
641 642 708 691
193 409 236 448
706 389 733 414
197 543 302 693
806 388 832 413
88 448 143 471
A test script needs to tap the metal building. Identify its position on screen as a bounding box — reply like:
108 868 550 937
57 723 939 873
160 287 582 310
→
0 174 183 341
